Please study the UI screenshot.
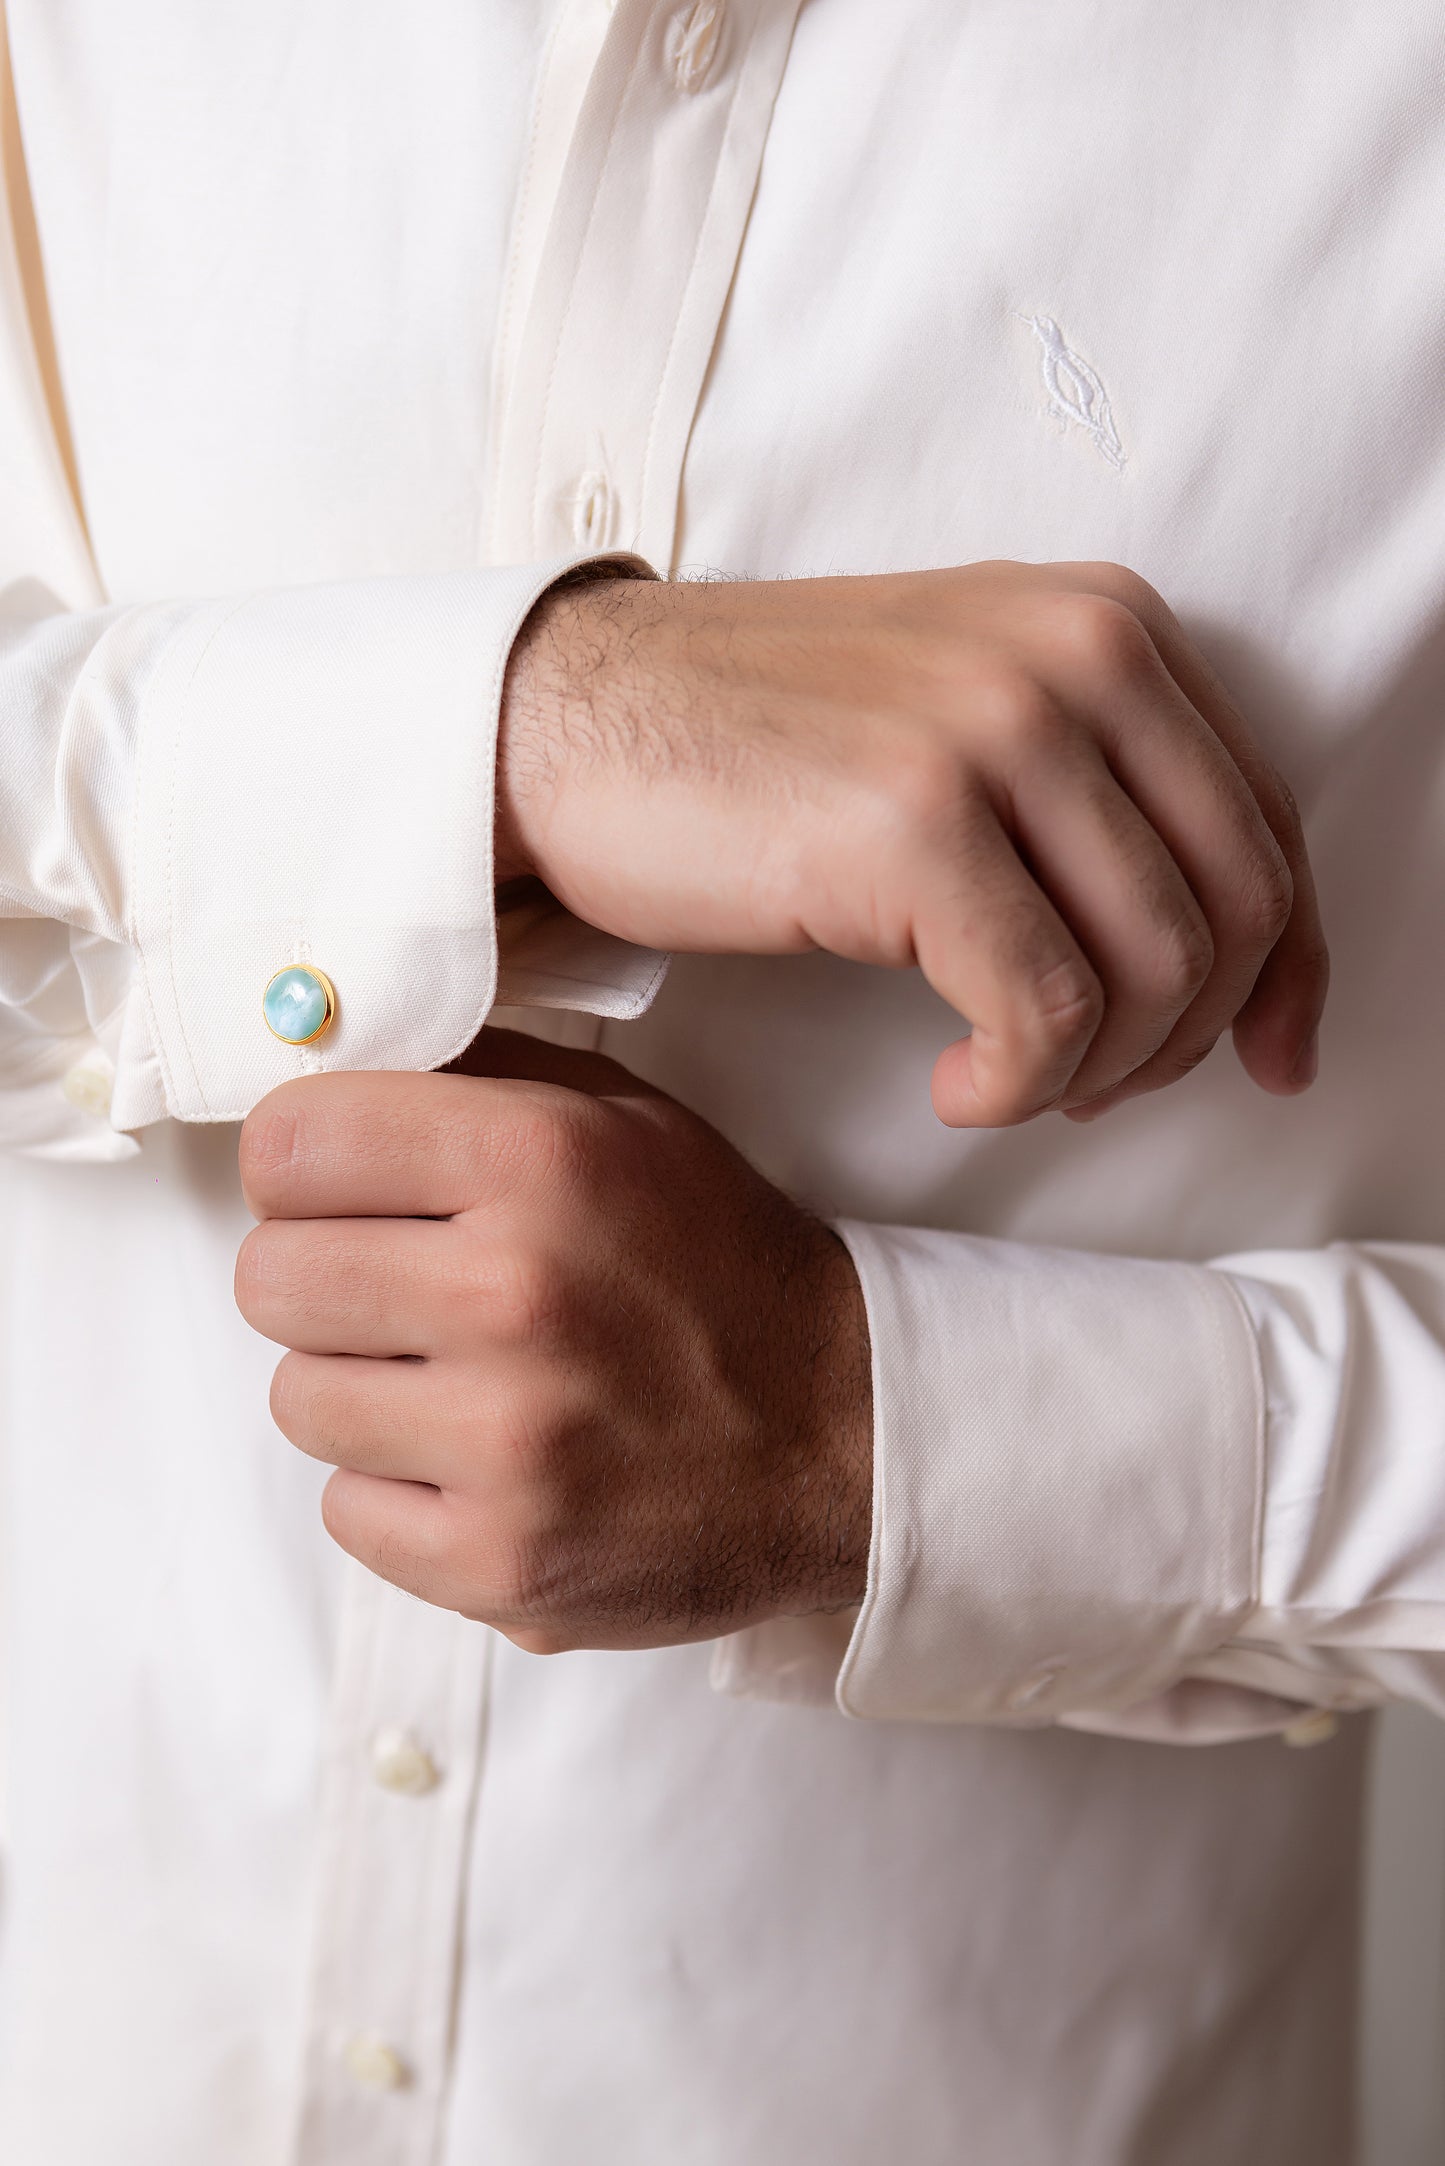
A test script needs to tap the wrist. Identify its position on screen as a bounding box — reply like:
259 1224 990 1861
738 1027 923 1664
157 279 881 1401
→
793 1225 874 1615
494 569 653 889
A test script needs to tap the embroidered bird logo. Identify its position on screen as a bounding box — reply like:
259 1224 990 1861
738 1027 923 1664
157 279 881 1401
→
1024 314 1126 471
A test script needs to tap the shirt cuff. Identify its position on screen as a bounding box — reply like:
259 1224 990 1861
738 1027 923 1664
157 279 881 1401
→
830 1222 1266 1725
495 886 668 1018
111 554 654 1129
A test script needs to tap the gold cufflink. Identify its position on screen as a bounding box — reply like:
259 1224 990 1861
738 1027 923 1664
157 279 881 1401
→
263 965 336 1045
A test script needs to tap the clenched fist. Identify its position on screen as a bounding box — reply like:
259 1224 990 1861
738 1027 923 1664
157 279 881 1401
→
497 562 1328 1127
234 1032 872 1650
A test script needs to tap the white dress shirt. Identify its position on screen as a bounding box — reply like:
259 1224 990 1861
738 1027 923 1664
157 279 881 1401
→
2 2 1444 2159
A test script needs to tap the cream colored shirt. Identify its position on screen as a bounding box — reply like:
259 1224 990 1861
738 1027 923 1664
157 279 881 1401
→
3 2 1445 2159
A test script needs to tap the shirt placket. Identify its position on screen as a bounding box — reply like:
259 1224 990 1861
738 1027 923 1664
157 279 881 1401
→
486 0 805 572
287 6 801 2160
286 1566 493 2166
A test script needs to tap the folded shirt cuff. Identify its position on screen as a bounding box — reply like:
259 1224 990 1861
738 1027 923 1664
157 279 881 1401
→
828 1222 1266 1725
494 887 668 1018
111 553 656 1130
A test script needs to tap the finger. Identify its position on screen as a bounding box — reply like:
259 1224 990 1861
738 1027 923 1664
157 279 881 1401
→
236 1216 479 1356
1230 879 1328 1094
320 1466 533 1631
1039 614 1298 1112
915 797 1105 1127
270 1349 452 1480
240 1032 659 1222
1089 713 1287 1104
268 1344 535 1493
1006 741 1215 1107
1079 569 1329 1095
240 1067 569 1222
319 1466 458 1605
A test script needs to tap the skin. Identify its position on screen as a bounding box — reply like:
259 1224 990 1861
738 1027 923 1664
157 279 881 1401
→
236 1032 873 1649
240 560 1330 1636
495 562 1328 1126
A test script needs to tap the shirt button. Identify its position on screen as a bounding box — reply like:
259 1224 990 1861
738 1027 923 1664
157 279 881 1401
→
343 2033 410 2092
669 0 726 92
1282 1709 1339 1749
61 1054 114 1118
370 1728 442 1797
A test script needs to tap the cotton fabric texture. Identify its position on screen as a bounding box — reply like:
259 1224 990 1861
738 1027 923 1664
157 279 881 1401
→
1 2 1443 2161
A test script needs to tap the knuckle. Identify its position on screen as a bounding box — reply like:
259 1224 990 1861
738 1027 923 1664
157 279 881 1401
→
493 1087 600 1196
980 672 1067 757
1052 592 1157 683
271 1356 379 1466
240 1224 380 1340
867 732 964 845
1075 560 1161 617
496 1101 564 1179
269 1352 318 1443
320 1474 443 1593
1236 855 1295 945
318 1471 353 1545
977 955 1104 1123
235 1225 336 1336
233 1227 274 1320
1147 914 1215 1007
1029 954 1106 1046
237 1094 307 1210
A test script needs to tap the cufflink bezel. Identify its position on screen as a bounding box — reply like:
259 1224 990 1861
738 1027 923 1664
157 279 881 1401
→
263 965 337 1046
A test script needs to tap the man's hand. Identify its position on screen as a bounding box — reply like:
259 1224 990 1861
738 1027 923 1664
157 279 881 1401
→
497 563 1328 1127
234 1034 873 1650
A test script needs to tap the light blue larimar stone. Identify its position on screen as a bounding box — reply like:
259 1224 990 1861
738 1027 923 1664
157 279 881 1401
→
264 966 331 1044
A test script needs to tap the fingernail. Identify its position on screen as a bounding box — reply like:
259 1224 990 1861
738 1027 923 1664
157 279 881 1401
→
1290 1031 1319 1088
1064 1097 1115 1124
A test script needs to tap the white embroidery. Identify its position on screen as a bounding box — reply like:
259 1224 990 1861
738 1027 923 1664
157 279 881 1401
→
1024 314 1126 471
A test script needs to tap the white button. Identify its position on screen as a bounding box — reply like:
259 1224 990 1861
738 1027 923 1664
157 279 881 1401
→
343 2033 410 2091
668 0 727 93
1004 1667 1060 1713
1282 1709 1339 1750
569 470 616 550
370 1728 441 1797
61 1055 114 1119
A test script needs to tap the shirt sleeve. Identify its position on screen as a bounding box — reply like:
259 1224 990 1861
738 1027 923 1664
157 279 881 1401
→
0 63 664 1162
0 560 668 1161
713 1225 1445 1745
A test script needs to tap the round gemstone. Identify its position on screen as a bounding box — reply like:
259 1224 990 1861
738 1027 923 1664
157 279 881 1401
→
263 966 334 1045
